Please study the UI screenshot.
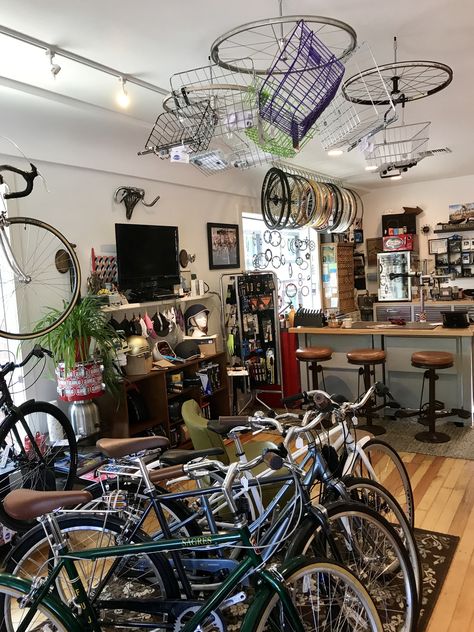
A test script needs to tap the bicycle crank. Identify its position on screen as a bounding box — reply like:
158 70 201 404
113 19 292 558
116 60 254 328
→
173 605 226 632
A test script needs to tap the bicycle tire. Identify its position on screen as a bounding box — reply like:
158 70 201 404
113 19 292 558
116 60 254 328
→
243 558 382 632
2 513 180 628
348 438 415 527
286 501 418 632
0 400 78 532
341 476 421 598
0 216 80 340
0 575 79 632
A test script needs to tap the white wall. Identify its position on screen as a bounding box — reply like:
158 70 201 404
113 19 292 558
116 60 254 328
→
361 174 474 291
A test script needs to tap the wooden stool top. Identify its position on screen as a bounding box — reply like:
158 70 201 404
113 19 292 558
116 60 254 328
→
296 347 333 362
347 348 386 365
411 350 454 369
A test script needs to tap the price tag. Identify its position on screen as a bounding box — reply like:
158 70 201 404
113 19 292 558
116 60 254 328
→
295 436 304 450
352 415 358 426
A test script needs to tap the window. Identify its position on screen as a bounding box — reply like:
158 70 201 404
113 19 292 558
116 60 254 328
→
242 213 321 311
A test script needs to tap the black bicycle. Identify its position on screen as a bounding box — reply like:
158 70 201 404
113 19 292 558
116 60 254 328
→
0 344 77 530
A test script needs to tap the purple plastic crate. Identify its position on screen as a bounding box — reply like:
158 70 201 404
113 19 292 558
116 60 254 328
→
258 20 345 148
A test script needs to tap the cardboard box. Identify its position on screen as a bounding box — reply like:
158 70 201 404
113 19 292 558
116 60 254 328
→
197 336 217 357
125 353 153 376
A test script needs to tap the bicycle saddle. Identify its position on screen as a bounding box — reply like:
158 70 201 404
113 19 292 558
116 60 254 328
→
208 416 251 436
4 489 93 521
160 447 225 466
96 436 170 459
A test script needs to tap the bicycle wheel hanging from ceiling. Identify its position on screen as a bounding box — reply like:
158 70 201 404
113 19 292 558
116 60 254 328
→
210 1 356 76
342 37 453 106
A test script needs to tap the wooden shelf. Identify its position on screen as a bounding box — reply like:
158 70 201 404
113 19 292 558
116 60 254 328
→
434 226 474 233
97 351 230 447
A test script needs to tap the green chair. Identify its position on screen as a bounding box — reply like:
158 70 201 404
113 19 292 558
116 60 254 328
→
181 399 278 468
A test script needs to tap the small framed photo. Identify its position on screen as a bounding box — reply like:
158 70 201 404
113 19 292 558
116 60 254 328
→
207 223 240 270
428 238 448 255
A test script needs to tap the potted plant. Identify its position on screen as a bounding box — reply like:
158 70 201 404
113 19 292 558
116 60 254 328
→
36 295 121 404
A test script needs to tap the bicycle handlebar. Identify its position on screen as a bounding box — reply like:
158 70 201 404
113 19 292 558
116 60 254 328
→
0 163 39 199
0 345 53 378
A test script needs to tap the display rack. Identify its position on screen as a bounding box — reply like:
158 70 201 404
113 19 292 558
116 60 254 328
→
271 160 343 187
220 271 283 407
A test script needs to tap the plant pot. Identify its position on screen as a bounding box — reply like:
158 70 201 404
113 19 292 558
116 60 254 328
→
56 362 104 402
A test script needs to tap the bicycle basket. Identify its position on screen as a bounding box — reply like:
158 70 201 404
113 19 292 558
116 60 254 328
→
364 121 430 169
142 100 216 156
257 20 345 148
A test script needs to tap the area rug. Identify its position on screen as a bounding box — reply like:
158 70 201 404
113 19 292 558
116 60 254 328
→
381 417 474 460
415 527 459 632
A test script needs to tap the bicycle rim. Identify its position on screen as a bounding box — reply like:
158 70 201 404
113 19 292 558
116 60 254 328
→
3 514 178 629
0 217 80 340
246 559 382 632
350 438 415 527
287 503 418 632
0 401 78 532
342 476 421 598
0 578 76 631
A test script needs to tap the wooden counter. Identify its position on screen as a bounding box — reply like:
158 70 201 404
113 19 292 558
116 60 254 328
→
289 324 474 425
289 325 474 337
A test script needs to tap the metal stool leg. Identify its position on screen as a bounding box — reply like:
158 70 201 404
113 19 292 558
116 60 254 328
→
356 363 386 436
415 368 450 443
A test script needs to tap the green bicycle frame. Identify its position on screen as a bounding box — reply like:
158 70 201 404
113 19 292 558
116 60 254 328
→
8 524 305 632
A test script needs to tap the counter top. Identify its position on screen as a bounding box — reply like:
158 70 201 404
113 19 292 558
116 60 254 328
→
289 324 474 337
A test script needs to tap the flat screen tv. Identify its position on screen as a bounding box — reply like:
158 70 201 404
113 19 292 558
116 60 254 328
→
115 223 180 297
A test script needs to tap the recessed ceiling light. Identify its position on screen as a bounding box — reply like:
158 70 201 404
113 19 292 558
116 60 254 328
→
389 175 402 181
365 165 377 171
327 149 344 157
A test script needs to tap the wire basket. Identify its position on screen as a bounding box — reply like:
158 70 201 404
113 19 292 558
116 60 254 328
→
190 134 274 176
257 20 345 148
364 121 431 168
317 43 397 151
141 100 216 156
166 59 258 140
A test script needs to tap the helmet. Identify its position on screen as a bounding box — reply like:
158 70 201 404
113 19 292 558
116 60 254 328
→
175 340 201 360
184 304 209 326
126 335 150 356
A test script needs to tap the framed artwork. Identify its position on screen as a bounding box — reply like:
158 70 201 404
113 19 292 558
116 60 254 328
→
207 223 240 269
428 238 448 254
366 237 383 266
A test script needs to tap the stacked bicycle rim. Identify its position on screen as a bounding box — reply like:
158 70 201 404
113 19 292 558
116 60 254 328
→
261 166 362 232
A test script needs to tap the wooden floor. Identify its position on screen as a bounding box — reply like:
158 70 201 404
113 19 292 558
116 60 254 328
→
401 452 474 632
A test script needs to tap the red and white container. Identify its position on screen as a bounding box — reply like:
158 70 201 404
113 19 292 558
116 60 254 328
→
55 362 104 402
383 234 416 252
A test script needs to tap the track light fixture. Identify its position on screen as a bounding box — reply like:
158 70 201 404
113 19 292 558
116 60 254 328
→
117 76 130 108
46 48 61 79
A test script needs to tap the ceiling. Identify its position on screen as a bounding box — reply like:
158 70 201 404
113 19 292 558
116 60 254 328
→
0 0 472 190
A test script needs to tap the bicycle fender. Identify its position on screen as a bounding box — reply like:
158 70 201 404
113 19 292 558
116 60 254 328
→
0 573 83 632
240 556 313 632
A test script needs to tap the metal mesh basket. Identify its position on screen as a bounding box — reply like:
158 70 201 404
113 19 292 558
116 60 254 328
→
364 121 431 168
141 100 216 156
317 43 397 151
257 20 345 148
244 118 316 158
167 59 258 140
190 134 274 176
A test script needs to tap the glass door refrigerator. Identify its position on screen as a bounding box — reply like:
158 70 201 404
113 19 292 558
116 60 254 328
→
377 251 417 301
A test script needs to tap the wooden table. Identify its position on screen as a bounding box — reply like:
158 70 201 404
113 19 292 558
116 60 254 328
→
289 324 474 424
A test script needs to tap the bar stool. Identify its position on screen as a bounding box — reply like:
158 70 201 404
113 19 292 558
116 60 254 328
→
411 350 453 443
346 348 387 435
296 346 333 391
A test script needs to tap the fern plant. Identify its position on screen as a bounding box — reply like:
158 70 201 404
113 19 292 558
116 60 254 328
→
35 295 120 395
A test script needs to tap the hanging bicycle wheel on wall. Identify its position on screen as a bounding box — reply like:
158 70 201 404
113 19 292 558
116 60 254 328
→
261 167 291 229
210 15 356 75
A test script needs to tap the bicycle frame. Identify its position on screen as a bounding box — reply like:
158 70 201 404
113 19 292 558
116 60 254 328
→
8 522 305 632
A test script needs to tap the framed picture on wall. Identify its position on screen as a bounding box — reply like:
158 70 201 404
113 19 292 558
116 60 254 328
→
428 238 448 254
207 223 240 270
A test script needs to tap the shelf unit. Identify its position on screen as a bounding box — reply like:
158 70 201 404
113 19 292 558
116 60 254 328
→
101 293 212 313
433 234 474 278
96 352 229 446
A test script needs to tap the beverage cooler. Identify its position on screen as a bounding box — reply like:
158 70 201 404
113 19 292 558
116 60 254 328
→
377 252 418 301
